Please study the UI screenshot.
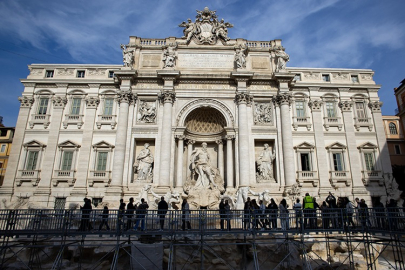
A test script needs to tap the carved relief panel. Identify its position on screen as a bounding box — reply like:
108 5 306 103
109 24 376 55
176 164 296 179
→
137 100 157 124
253 102 273 125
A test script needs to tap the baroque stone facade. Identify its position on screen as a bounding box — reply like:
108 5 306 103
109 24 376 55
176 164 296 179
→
0 8 393 209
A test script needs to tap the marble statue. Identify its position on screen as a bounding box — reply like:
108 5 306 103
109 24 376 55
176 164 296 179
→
120 44 134 68
151 188 181 209
249 189 271 205
135 184 152 205
254 103 272 124
162 43 177 68
235 45 247 69
214 19 231 41
190 142 218 189
275 48 289 72
256 144 276 181
179 19 197 43
138 101 156 123
133 143 154 181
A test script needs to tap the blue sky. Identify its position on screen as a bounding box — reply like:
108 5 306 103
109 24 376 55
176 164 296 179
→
0 0 404 127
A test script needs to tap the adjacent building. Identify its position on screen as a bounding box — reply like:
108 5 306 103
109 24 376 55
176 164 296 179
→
0 117 15 187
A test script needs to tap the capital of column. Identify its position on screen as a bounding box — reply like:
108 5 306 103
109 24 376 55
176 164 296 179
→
52 96 68 108
186 139 195 145
235 92 253 105
368 101 383 113
226 135 235 140
85 96 100 108
175 135 186 140
308 99 323 111
117 90 137 105
18 96 34 108
159 91 176 104
274 92 292 106
216 139 223 145
338 100 353 112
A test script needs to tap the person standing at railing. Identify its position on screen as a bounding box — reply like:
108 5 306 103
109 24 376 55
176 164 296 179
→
259 200 267 230
386 199 398 230
133 198 149 231
98 206 110 231
293 198 302 229
251 199 264 230
126 198 136 230
243 197 252 230
279 199 289 230
219 199 226 230
303 193 315 229
359 199 371 228
343 197 355 229
118 199 126 230
267 198 278 230
373 197 385 229
320 201 330 229
224 200 231 231
326 192 338 229
181 199 191 231
158 196 169 231
79 198 92 231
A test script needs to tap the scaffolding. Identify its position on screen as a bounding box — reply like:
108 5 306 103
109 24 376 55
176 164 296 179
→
0 208 404 269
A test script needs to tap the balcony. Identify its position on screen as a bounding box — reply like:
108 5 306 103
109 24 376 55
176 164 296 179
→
96 115 117 129
52 170 76 187
16 170 41 186
88 171 112 187
63 114 84 129
29 114 51 129
329 171 351 187
292 116 311 131
323 117 343 131
362 170 383 186
296 171 319 187
354 117 373 131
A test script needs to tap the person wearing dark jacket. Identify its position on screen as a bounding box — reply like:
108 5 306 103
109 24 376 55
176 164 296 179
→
134 198 149 231
267 198 278 230
98 206 110 231
219 199 226 230
126 198 136 230
158 196 169 231
79 198 92 231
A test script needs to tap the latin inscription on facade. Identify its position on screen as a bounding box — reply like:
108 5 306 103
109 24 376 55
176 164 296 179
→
178 53 234 69
142 54 161 67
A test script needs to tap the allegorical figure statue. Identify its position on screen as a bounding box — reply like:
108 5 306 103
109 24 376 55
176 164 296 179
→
235 45 247 69
190 142 219 189
256 144 276 181
133 143 154 181
121 44 134 68
179 19 198 43
138 101 156 123
275 48 289 72
162 43 177 68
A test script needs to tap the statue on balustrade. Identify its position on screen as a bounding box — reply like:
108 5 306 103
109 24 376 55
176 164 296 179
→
133 143 154 181
256 143 276 182
120 44 134 68
275 48 289 72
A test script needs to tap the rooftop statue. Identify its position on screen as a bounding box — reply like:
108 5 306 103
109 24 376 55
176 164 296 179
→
275 47 290 72
179 7 233 45
120 44 135 68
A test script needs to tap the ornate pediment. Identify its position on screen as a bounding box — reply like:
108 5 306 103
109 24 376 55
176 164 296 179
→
58 140 80 149
179 7 233 45
23 140 46 149
326 142 346 150
294 142 315 149
92 141 115 149
357 142 377 150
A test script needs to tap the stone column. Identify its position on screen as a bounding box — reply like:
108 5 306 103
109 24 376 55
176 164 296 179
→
235 92 252 187
226 135 234 188
275 93 296 187
0 95 34 197
176 135 185 188
368 101 392 174
216 139 224 180
186 139 195 178
158 91 176 187
35 95 67 204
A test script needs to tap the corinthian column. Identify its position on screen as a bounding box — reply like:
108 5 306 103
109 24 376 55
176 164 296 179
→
216 139 224 180
176 135 185 188
226 135 234 188
275 92 296 187
158 91 176 187
235 92 252 186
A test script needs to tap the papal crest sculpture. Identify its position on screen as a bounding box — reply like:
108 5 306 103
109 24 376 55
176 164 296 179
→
179 7 233 45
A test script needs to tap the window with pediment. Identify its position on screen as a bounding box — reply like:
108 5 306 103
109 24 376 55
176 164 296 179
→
322 95 342 131
352 95 372 131
97 92 117 129
30 91 53 129
358 142 383 186
292 93 311 131
326 142 350 187
63 91 85 129
16 140 46 186
89 141 114 187
294 142 318 187
52 140 80 187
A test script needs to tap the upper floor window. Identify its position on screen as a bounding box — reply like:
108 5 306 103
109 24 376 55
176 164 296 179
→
108 71 115 78
61 151 74 171
37 98 49 115
0 144 6 152
103 98 114 115
322 74 330 82
389 122 398 134
300 153 311 171
70 98 82 115
363 152 375 171
45 70 54 78
25 150 39 170
77 70 85 78
355 101 367 119
294 74 301 81
351 75 359 83
295 101 305 117
325 101 336 118
96 152 108 171
332 152 344 171
395 145 401 155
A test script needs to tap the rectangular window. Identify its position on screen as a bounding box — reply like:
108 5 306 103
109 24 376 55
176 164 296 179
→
54 198 66 210
0 145 6 152
294 74 301 81
351 75 359 83
296 101 305 117
37 98 49 115
322 74 330 82
364 153 375 171
394 145 401 155
61 151 73 171
96 152 108 171
325 101 336 117
108 71 115 78
300 153 311 171
103 98 114 115
70 98 81 115
45 70 54 78
332 153 344 171
355 102 366 119
77 70 85 78
26 151 39 170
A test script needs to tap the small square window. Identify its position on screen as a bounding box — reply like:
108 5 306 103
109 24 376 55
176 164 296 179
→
45 70 54 78
77 70 85 78
322 74 330 82
294 74 301 81
108 71 115 78
54 198 66 210
351 75 359 83
395 145 401 155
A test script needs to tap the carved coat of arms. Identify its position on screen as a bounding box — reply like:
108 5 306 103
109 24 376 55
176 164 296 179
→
179 7 233 45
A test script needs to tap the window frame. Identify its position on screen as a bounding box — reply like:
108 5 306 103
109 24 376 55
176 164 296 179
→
45 70 54 78
351 75 359 83
0 144 6 153
394 145 401 155
37 97 50 115
389 122 398 135
322 74 330 82
77 70 85 78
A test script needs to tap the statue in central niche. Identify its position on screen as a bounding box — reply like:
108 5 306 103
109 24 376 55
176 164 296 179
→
184 142 224 209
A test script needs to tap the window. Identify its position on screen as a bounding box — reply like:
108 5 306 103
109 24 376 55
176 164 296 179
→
37 98 49 115
96 152 108 171
325 101 336 118
54 198 66 210
103 98 114 115
332 153 344 171
355 102 367 119
70 98 82 115
322 74 330 82
45 70 54 78
77 70 85 78
26 151 39 170
93 198 103 207
364 152 375 171
395 145 401 155
108 71 115 78
295 101 305 117
389 123 398 134
294 74 301 81
351 75 359 83
300 153 311 171
61 151 74 171
0 144 6 152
